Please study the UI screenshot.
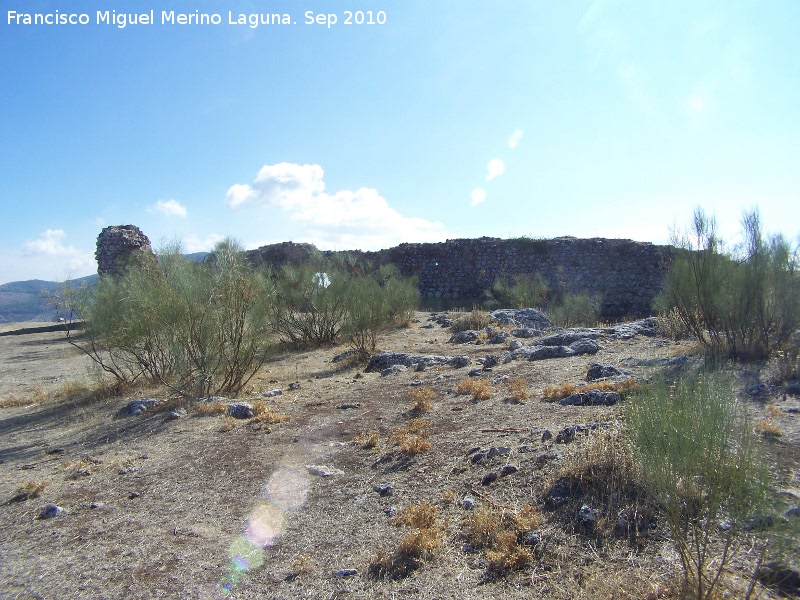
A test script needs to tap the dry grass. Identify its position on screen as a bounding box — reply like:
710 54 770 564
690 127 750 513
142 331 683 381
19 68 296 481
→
369 502 446 580
450 308 491 333
352 430 380 449
456 378 492 400
755 419 783 439
251 401 290 424
389 418 432 455
408 386 436 413
506 376 529 402
462 503 541 576
7 480 50 503
0 386 47 408
193 400 228 416
542 378 644 402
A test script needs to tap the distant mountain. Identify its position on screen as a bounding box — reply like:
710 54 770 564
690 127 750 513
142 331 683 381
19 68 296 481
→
0 252 209 324
0 275 98 323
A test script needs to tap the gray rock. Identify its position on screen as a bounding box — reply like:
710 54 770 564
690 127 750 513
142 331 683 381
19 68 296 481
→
541 430 553 442
165 408 186 421
467 368 484 377
510 328 542 339
577 504 599 530
483 355 499 368
126 398 159 415
366 352 470 372
785 506 800 518
558 390 620 406
462 495 475 510
262 389 283 397
373 483 394 497
489 332 509 344
227 402 254 419
449 330 479 344
332 349 357 363
487 446 511 459
306 465 344 477
39 504 65 519
334 569 358 578
288 382 301 391
786 381 800 396
481 471 498 485
491 308 551 329
538 329 604 346
381 364 408 377
500 465 519 476
491 374 509 385
336 403 361 410
508 340 523 350
586 363 630 381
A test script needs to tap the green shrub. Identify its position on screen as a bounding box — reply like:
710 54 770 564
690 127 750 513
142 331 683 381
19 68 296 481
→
661 208 800 360
491 272 550 309
57 239 272 397
625 373 770 599
450 308 491 333
547 292 601 327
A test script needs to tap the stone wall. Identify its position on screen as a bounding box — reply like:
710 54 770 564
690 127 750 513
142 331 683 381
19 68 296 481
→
95 225 153 277
248 236 677 319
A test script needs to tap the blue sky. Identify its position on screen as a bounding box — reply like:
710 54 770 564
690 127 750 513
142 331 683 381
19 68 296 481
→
1 0 798 284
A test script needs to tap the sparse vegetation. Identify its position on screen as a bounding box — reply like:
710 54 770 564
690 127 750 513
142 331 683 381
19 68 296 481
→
7 480 50 503
462 503 540 576
506 376 529 402
455 378 492 400
659 208 800 360
491 272 550 310
542 378 643 402
546 291 602 328
450 308 491 333
625 373 771 599
389 418 432 455
408 386 436 413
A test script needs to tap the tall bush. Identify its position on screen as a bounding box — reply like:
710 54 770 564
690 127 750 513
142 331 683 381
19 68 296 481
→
625 373 770 599
661 208 800 360
57 239 272 396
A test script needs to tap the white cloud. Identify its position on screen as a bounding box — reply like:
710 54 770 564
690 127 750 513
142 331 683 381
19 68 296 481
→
226 163 452 250
148 199 187 218
183 233 225 253
486 159 505 182
19 229 95 280
470 188 487 207
507 129 523 149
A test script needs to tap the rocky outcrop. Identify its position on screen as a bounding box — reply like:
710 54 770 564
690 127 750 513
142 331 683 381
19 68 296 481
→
95 225 153 276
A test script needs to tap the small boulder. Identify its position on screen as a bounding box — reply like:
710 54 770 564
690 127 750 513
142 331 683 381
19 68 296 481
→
227 402 254 419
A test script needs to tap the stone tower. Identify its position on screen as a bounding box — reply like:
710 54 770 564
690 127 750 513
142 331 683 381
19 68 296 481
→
95 225 153 276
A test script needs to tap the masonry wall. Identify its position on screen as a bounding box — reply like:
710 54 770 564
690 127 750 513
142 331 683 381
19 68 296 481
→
248 236 677 319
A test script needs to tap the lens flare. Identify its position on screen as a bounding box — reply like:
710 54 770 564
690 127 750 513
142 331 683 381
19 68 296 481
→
245 502 285 548
263 466 310 511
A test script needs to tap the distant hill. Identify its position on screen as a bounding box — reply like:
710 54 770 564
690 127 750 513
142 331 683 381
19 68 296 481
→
0 252 209 324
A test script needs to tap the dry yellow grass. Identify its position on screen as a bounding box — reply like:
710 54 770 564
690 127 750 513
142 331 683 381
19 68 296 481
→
506 376 529 402
542 378 643 402
408 386 436 413
462 503 540 575
755 419 783 439
456 378 492 400
352 430 380 449
193 401 228 416
0 386 47 408
389 418 431 455
251 401 290 424
8 480 50 502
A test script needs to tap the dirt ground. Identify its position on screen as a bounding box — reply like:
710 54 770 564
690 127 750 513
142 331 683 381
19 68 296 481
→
1 313 798 599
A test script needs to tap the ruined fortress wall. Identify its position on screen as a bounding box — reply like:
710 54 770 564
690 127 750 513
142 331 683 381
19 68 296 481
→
362 237 676 318
243 236 678 319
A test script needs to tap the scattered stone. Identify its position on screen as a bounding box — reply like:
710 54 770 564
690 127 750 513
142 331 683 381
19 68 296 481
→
89 502 103 509
555 422 610 443
744 514 774 531
165 408 186 421
409 379 423 387
490 308 551 330
334 569 358 578
517 445 536 453
483 355 499 368
384 507 398 517
227 402 254 419
558 390 620 406
381 364 408 377
332 349 357 363
288 382 301 391
39 504 65 519
373 483 394 497
306 465 344 477
490 374 509 385
415 362 426 372
510 328 542 339
500 465 519 476
262 389 283 398
44 448 65 455
470 452 487 464
577 504 599 531
126 398 159 416
756 562 800 595
541 430 553 443
128 492 140 499
785 506 800 518
465 446 481 456
336 403 361 410
786 381 800 396
461 495 476 510
499 351 514 364
512 339 601 362
467 368 483 377
481 471 498 486
586 363 631 381
508 340 523 350
545 476 582 510
747 383 771 396
538 330 604 346
487 446 511 459
449 330 479 344
489 332 509 344
524 532 541 546
118 466 139 475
